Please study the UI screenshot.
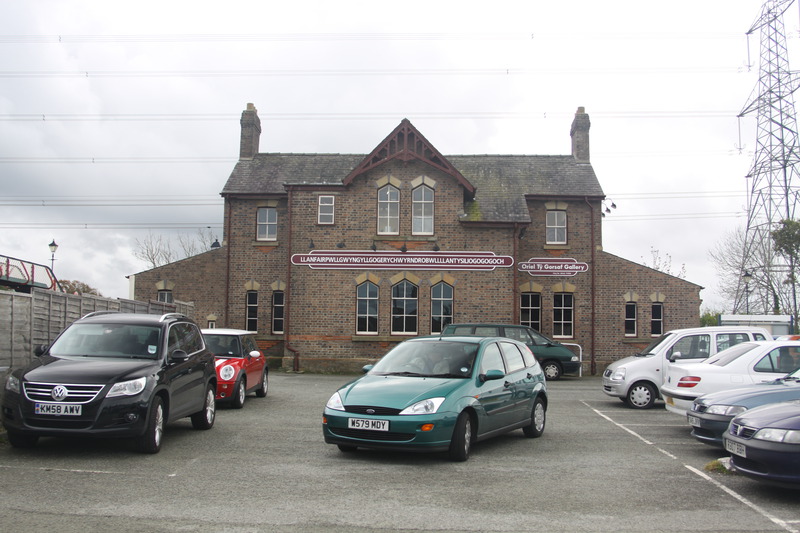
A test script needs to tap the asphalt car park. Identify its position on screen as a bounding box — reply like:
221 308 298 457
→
1 373 799 533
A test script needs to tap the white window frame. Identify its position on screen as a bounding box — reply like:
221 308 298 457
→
553 293 574 338
412 185 434 235
257 207 277 241
272 291 285 334
377 185 400 235
391 280 418 335
625 302 637 337
430 282 453 333
520 292 541 332
651 302 664 337
318 195 335 225
546 210 567 244
356 281 379 335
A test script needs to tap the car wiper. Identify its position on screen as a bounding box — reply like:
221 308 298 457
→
382 371 426 377
429 373 466 378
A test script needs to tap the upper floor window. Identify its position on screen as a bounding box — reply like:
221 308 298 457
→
257 207 277 241
553 293 573 338
377 185 400 235
520 292 541 332
546 210 567 244
318 196 335 225
412 185 434 235
651 303 664 336
356 281 379 335
272 291 285 334
391 280 418 335
625 302 637 337
430 282 453 333
246 291 258 332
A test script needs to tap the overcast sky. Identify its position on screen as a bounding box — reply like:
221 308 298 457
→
0 0 791 310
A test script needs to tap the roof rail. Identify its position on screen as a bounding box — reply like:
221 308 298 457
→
82 310 120 319
159 313 187 322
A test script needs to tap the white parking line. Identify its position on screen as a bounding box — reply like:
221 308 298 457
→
583 401 799 533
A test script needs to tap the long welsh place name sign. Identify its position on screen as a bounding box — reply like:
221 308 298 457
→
518 257 589 277
291 250 514 271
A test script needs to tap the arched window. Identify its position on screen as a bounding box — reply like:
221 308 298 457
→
391 280 418 335
356 282 379 334
377 185 400 234
430 282 453 333
412 185 434 235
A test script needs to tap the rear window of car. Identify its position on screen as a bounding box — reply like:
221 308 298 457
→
708 342 758 366
500 342 526 372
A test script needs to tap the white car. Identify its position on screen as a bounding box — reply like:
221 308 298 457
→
660 340 800 416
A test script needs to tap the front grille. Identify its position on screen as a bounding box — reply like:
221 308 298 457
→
27 418 93 430
730 422 757 439
24 382 105 404
345 405 402 416
329 427 415 442
692 404 707 413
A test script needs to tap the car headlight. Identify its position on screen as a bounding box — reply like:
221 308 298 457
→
107 377 147 398
326 392 345 411
5 375 20 394
705 404 747 417
570 356 579 362
219 364 235 381
399 397 445 415
610 367 626 381
754 428 800 444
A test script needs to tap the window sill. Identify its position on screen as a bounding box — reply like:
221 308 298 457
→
543 244 570 250
253 241 279 247
351 335 416 342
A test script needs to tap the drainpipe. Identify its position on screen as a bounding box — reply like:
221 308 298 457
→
224 200 231 327
584 197 597 375
285 186 300 371
513 223 521 323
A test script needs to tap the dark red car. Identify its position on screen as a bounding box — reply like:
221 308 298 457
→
202 329 268 408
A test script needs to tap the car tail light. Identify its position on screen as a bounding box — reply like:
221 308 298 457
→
677 376 701 388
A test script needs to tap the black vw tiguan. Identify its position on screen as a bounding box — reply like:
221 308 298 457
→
2 311 216 453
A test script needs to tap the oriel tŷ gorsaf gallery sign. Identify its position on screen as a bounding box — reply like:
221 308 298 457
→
518 257 589 277
291 250 514 271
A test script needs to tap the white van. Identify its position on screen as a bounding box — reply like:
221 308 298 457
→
601 326 772 409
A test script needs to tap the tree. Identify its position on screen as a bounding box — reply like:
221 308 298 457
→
640 247 687 279
133 228 216 269
771 219 800 329
59 279 103 296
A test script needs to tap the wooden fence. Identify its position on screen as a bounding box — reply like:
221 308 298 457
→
0 288 193 370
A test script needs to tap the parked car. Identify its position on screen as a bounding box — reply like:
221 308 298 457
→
687 367 800 448
724 400 800 488
201 328 268 408
440 323 580 380
2 312 217 453
660 340 800 417
602 326 772 409
322 335 548 461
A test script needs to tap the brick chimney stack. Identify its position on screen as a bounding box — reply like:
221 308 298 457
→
239 103 261 160
570 106 590 163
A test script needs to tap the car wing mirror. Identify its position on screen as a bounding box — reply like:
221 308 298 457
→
34 344 48 357
669 351 682 362
248 350 260 358
479 369 505 382
170 349 189 363
361 364 374 374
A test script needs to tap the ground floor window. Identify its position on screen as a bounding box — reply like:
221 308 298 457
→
651 303 664 336
246 291 258 332
392 280 418 335
356 281 379 334
520 292 541 332
625 302 637 337
553 293 573 338
157 290 173 303
430 282 453 333
272 291 285 334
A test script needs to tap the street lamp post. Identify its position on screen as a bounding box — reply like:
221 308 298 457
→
743 270 753 314
48 239 58 273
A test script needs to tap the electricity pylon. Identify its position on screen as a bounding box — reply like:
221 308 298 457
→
737 0 800 318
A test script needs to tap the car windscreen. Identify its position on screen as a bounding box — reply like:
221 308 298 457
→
369 341 478 378
203 334 243 357
49 323 162 359
635 333 674 357
706 342 758 366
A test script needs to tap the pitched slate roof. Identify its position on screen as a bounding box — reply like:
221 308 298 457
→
222 152 603 224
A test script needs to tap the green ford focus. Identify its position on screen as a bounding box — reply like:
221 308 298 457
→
322 335 547 461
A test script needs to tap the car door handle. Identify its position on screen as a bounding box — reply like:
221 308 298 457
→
527 373 534 379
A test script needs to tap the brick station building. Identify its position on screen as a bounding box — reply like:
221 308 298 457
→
129 104 702 374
